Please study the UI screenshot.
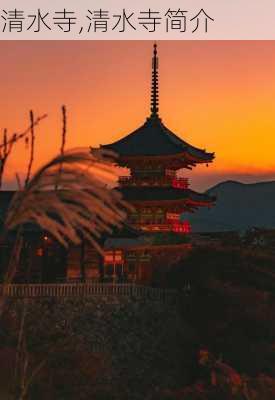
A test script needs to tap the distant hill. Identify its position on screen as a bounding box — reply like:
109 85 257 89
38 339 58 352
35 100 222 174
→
188 180 275 232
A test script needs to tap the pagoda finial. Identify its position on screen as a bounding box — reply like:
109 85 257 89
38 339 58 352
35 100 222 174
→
150 42 159 118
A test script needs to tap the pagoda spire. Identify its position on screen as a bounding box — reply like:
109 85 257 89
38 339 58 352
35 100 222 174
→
150 43 159 118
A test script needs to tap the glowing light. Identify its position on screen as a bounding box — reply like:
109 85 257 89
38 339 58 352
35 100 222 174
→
36 248 43 257
172 178 189 189
104 250 124 265
172 221 191 233
166 212 180 221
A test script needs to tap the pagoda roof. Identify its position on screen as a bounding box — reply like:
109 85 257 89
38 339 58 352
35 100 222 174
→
119 186 215 206
102 115 214 162
101 44 214 166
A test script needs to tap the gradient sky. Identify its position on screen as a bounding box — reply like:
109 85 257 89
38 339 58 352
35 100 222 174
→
1 40 275 191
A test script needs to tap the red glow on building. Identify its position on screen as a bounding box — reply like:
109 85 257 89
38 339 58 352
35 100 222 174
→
166 212 181 222
172 221 191 234
104 250 124 265
172 178 189 189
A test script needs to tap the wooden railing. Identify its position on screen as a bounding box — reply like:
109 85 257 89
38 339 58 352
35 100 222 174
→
118 176 189 189
0 283 177 303
129 222 191 235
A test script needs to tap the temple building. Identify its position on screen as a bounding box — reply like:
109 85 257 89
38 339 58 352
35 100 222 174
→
94 43 215 283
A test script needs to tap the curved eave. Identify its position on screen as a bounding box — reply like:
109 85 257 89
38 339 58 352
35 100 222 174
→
104 151 214 171
101 144 214 167
118 150 214 163
101 116 214 166
130 199 214 212
119 187 215 209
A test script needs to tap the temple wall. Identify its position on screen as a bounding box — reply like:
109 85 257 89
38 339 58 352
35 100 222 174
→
66 242 191 285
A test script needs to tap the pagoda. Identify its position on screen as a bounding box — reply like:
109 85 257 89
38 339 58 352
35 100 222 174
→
102 44 215 235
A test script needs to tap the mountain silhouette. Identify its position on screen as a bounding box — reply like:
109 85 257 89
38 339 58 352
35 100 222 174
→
187 180 275 232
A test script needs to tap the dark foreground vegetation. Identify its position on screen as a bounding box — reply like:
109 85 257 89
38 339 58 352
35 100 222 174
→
1 245 275 399
165 245 275 399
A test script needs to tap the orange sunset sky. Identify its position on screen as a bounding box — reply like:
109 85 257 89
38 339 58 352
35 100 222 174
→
1 40 275 191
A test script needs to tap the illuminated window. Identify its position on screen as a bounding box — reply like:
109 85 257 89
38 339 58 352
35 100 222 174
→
104 252 114 263
104 250 123 264
114 251 123 263
36 248 43 257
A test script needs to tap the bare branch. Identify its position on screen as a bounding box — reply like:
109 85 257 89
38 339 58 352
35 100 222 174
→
55 106 67 190
24 111 35 187
0 129 15 188
0 114 47 188
60 105 66 156
0 114 47 151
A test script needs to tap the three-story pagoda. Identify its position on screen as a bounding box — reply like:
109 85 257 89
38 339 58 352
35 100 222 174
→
102 44 215 234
